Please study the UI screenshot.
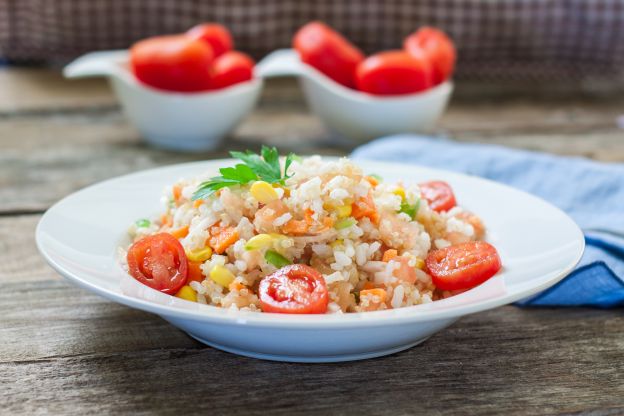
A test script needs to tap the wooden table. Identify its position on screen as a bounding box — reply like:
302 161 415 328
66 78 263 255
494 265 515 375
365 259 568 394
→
2 68 624 415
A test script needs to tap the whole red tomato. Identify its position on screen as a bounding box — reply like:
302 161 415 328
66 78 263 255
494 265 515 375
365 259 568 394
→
355 51 433 95
187 23 234 58
210 51 255 89
293 21 364 89
404 27 456 85
130 34 214 92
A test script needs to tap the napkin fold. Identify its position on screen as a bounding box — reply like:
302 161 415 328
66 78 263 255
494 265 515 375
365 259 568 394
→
351 135 624 308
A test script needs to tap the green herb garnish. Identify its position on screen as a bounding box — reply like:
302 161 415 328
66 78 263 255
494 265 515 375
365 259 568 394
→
265 250 291 268
368 173 383 182
399 198 420 219
135 219 151 228
192 146 298 200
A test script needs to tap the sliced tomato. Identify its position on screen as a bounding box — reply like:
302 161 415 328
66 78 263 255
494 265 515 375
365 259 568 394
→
404 27 456 85
259 264 328 314
293 21 364 89
127 233 188 294
426 241 502 291
210 51 255 89
130 34 213 92
355 50 433 95
186 23 233 57
419 180 456 212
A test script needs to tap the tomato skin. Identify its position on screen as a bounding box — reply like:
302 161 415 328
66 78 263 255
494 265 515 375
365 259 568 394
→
426 241 502 291
404 27 456 85
293 21 364 89
210 51 255 89
186 23 233 58
130 35 214 92
127 233 188 294
355 50 433 96
419 180 457 212
259 264 329 314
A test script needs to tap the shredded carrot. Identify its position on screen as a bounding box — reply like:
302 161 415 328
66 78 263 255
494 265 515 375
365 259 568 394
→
365 175 379 187
362 281 376 290
170 225 189 239
208 226 239 254
228 281 246 292
360 288 387 303
193 199 204 209
282 219 309 235
351 192 379 224
382 249 398 262
187 261 204 283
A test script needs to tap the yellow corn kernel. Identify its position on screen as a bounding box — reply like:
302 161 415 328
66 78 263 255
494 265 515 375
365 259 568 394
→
210 265 235 287
244 233 273 251
186 247 213 262
250 181 279 204
335 204 352 219
330 239 344 249
414 258 425 270
393 187 406 200
175 285 197 302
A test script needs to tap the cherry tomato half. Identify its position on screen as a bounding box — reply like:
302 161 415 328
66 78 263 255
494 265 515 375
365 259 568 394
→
419 180 457 212
187 23 233 58
404 27 456 86
259 264 329 314
355 50 433 96
426 241 502 291
127 233 188 294
293 21 364 89
130 35 213 92
210 51 255 89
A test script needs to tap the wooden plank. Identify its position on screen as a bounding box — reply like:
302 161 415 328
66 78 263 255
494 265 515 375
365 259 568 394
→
0 298 622 414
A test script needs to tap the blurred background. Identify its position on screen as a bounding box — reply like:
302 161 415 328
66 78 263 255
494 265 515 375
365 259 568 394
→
2 0 624 89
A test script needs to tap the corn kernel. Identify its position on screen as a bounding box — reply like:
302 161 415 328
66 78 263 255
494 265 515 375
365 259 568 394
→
210 265 235 287
330 239 344 249
186 246 213 262
393 187 406 200
175 285 197 302
250 181 279 204
335 204 352 218
414 258 425 270
244 233 273 251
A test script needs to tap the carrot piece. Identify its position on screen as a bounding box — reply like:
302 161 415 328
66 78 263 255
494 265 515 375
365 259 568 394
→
208 226 239 254
228 281 246 292
282 219 309 235
304 209 315 225
360 288 387 303
362 281 376 290
193 199 204 209
382 249 398 262
365 175 379 187
172 184 182 202
187 261 205 283
351 192 379 224
170 225 189 239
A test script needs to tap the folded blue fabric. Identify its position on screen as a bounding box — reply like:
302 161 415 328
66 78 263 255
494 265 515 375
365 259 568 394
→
351 135 624 308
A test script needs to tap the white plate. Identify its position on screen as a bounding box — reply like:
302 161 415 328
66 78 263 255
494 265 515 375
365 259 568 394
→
36 159 584 362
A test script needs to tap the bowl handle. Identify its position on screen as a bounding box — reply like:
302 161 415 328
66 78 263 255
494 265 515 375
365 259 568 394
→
63 50 129 79
255 49 306 79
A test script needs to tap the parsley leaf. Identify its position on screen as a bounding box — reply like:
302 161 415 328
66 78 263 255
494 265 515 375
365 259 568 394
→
192 146 299 200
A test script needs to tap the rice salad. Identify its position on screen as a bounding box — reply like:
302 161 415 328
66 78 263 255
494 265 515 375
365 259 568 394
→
124 147 501 314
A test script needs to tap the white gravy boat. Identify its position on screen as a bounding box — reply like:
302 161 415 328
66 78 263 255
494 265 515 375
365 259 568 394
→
64 50 263 152
255 49 453 142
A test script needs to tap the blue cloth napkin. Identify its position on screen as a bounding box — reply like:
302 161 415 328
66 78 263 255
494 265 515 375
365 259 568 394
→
351 135 624 308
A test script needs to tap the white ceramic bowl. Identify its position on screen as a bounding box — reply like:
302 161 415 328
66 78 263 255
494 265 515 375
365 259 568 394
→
64 51 263 152
256 49 453 141
36 159 584 362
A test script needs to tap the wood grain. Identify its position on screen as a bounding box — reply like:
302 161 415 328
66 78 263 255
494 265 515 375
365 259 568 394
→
2 68 624 415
